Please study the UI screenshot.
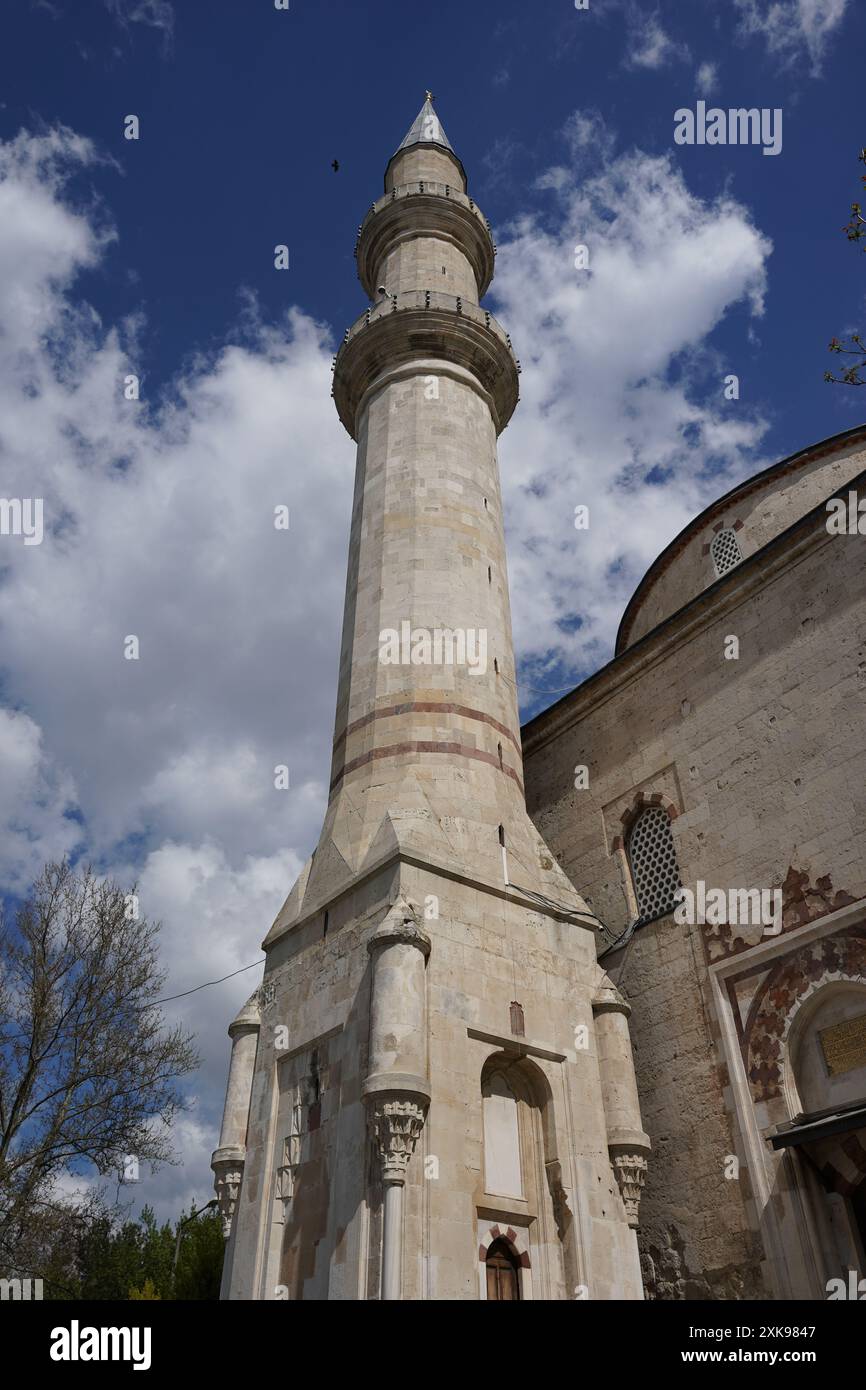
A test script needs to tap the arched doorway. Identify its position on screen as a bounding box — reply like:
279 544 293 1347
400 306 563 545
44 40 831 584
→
485 1238 521 1301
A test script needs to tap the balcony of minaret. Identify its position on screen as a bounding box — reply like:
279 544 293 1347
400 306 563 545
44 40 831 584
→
355 182 496 304
332 294 520 441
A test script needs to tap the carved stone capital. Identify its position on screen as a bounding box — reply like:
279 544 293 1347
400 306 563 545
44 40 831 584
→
367 1092 428 1185
610 1148 649 1228
211 1148 245 1239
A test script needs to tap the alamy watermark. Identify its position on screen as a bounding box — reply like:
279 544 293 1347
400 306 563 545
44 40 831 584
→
378 621 487 676
674 102 782 157
50 1322 151 1370
0 497 43 545
1 1277 43 1300
826 491 866 534
826 1270 865 1300
674 881 781 935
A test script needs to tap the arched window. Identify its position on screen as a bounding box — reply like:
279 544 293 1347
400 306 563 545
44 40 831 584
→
710 527 742 579
627 804 681 924
485 1238 521 1301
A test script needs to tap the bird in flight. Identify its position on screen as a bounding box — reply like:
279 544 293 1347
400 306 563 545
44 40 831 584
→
331 159 339 173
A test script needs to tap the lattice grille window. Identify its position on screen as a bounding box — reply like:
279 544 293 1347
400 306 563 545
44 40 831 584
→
710 527 742 579
627 805 681 924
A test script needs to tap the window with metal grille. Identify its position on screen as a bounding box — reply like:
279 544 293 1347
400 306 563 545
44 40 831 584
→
710 527 742 579
627 805 681 924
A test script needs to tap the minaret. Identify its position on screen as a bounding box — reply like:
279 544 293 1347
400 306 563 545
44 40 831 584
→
213 96 650 1301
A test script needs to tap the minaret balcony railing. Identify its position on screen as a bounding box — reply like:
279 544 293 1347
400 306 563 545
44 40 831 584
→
355 182 496 299
332 290 521 439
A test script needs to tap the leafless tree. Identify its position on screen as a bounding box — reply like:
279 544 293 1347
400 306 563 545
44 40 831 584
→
825 149 866 386
0 860 198 1270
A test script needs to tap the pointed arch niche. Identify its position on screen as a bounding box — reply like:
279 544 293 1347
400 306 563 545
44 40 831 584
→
477 1052 574 1300
784 979 866 1277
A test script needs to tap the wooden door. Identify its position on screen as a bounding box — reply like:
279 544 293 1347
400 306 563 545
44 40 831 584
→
485 1238 521 1300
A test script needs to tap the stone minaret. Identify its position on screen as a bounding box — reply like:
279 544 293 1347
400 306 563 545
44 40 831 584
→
213 95 649 1301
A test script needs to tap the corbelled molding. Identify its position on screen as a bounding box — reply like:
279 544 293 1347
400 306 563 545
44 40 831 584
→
356 184 495 299
332 294 519 439
212 1148 245 1239
610 1148 649 1229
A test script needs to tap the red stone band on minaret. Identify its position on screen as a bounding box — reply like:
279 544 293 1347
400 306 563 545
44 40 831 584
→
332 700 522 754
329 741 525 798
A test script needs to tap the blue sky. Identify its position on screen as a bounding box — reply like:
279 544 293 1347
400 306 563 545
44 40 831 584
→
3 1 863 439
0 0 863 1219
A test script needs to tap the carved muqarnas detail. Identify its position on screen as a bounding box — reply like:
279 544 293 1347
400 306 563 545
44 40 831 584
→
611 1152 648 1228
213 1163 244 1239
368 1096 427 1183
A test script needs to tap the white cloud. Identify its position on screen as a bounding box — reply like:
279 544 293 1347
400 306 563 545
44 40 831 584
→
0 126 350 1205
490 116 772 682
104 0 174 42
696 61 719 95
624 14 690 70
735 0 849 75
0 710 81 890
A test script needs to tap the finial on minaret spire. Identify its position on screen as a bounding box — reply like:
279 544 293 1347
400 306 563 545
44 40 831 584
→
425 89 434 102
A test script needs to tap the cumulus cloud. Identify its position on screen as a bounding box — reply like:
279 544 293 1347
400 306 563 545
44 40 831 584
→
0 128 352 868
0 710 81 890
734 0 850 75
0 125 350 1208
490 116 772 687
624 13 690 70
696 61 719 95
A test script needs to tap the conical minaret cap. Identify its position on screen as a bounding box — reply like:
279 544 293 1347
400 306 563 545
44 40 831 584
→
385 91 467 187
395 94 456 157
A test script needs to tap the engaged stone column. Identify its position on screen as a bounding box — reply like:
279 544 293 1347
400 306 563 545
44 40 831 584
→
593 977 651 1229
211 991 261 1240
363 897 431 1300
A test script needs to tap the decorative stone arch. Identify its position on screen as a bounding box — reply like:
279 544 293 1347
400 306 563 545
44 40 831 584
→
610 790 680 855
478 1224 531 1265
701 517 744 557
781 976 866 1120
768 968 866 1276
744 929 866 1111
477 1221 533 1300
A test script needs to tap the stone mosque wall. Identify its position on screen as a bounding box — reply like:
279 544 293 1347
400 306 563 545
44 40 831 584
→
522 441 866 1298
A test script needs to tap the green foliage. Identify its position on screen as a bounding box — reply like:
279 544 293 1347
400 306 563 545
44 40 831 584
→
41 1201 222 1300
129 1278 162 1300
173 1207 224 1301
